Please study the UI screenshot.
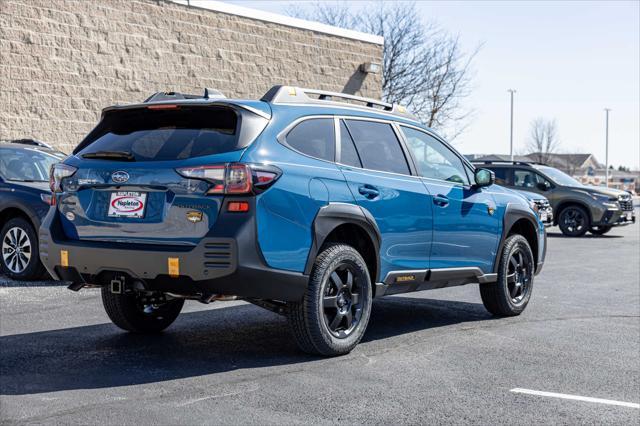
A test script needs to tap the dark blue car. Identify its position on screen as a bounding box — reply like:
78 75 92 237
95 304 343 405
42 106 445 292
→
0 140 66 279
40 87 546 355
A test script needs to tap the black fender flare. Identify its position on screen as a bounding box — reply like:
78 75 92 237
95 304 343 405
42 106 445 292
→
494 203 542 274
304 203 381 281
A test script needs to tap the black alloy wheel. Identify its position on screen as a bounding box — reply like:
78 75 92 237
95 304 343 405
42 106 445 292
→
321 263 366 338
480 234 535 316
558 206 589 237
506 248 533 306
287 243 373 356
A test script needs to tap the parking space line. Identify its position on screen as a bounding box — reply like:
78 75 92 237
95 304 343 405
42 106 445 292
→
510 388 640 409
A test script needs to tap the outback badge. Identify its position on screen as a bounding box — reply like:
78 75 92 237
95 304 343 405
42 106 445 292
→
186 211 203 223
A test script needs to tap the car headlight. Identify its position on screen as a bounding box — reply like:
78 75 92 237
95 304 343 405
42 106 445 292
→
590 193 618 208
528 200 539 213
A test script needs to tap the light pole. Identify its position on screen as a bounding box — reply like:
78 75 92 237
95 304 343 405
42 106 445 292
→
508 89 516 162
605 108 611 187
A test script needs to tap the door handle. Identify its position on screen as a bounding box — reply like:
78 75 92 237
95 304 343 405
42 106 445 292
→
358 185 380 199
433 194 449 207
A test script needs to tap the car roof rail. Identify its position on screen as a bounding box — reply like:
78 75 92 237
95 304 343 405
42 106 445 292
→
9 138 54 150
143 88 226 103
261 85 418 121
473 160 545 167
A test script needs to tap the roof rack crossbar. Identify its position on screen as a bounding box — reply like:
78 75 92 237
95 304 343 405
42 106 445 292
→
261 85 417 120
473 160 546 166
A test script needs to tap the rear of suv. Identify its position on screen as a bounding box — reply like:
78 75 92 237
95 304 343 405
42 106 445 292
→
41 87 546 355
475 161 635 237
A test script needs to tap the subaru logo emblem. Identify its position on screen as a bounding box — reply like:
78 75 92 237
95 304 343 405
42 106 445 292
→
111 171 129 183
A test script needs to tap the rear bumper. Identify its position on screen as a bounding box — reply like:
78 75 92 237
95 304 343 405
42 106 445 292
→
39 203 308 301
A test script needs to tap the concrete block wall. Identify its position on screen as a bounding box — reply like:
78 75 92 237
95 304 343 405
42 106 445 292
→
0 0 383 153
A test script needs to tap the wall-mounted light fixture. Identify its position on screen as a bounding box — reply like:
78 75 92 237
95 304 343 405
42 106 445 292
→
359 62 381 74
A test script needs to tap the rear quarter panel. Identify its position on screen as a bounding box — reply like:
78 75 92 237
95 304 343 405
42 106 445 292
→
242 109 355 272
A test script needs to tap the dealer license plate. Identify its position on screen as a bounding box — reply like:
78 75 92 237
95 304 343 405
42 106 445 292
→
107 191 147 218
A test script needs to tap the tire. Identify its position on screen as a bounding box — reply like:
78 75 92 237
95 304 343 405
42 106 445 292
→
101 287 184 333
558 205 590 237
1 217 46 280
480 234 534 316
287 243 373 356
589 225 612 235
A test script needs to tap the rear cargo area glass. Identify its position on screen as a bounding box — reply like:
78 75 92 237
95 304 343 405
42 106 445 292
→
77 106 240 161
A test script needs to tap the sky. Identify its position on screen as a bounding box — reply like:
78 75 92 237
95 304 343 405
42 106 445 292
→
225 0 640 169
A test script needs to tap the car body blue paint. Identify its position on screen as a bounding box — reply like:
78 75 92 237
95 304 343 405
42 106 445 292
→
55 97 540 280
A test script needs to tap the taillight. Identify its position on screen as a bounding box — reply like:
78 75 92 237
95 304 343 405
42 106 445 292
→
49 163 77 193
40 193 54 206
176 163 281 195
226 164 252 194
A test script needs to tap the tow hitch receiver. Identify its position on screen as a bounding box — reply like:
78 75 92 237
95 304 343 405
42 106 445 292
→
110 276 125 294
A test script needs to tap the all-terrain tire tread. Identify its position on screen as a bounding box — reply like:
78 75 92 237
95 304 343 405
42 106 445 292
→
480 234 533 316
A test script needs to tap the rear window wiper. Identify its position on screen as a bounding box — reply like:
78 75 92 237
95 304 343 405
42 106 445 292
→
81 151 136 161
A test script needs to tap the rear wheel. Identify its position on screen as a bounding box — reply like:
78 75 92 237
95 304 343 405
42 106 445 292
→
480 234 534 316
101 288 184 333
589 225 612 235
1 217 46 280
287 243 372 356
558 205 590 237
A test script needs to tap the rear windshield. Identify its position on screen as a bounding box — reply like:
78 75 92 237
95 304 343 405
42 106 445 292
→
77 106 242 161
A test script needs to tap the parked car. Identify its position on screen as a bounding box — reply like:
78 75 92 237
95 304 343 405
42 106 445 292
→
473 161 636 237
40 87 546 355
512 189 553 225
0 139 66 279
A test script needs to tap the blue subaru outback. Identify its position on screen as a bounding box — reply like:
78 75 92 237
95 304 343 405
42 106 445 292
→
40 86 546 356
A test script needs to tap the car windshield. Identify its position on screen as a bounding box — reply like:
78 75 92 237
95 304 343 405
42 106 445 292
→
0 147 65 182
534 165 584 187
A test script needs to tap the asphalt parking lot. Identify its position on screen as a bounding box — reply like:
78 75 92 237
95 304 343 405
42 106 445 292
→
1 220 639 425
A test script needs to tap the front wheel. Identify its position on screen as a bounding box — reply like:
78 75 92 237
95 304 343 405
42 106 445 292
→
287 243 372 356
480 234 534 316
101 288 184 333
558 205 590 237
1 217 46 280
590 225 612 235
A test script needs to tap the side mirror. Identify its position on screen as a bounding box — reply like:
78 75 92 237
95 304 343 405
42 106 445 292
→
537 181 550 191
474 168 495 188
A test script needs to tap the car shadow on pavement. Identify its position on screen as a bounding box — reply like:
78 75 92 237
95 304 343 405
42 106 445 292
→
0 296 489 396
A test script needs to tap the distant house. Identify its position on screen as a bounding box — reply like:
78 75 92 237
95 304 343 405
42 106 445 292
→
527 153 601 176
467 152 638 193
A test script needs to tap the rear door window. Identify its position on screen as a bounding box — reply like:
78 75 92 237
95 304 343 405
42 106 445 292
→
344 120 410 175
77 106 242 161
513 169 551 189
285 118 335 162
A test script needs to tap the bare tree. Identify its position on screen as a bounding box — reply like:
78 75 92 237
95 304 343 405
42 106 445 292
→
287 2 480 139
526 118 561 164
